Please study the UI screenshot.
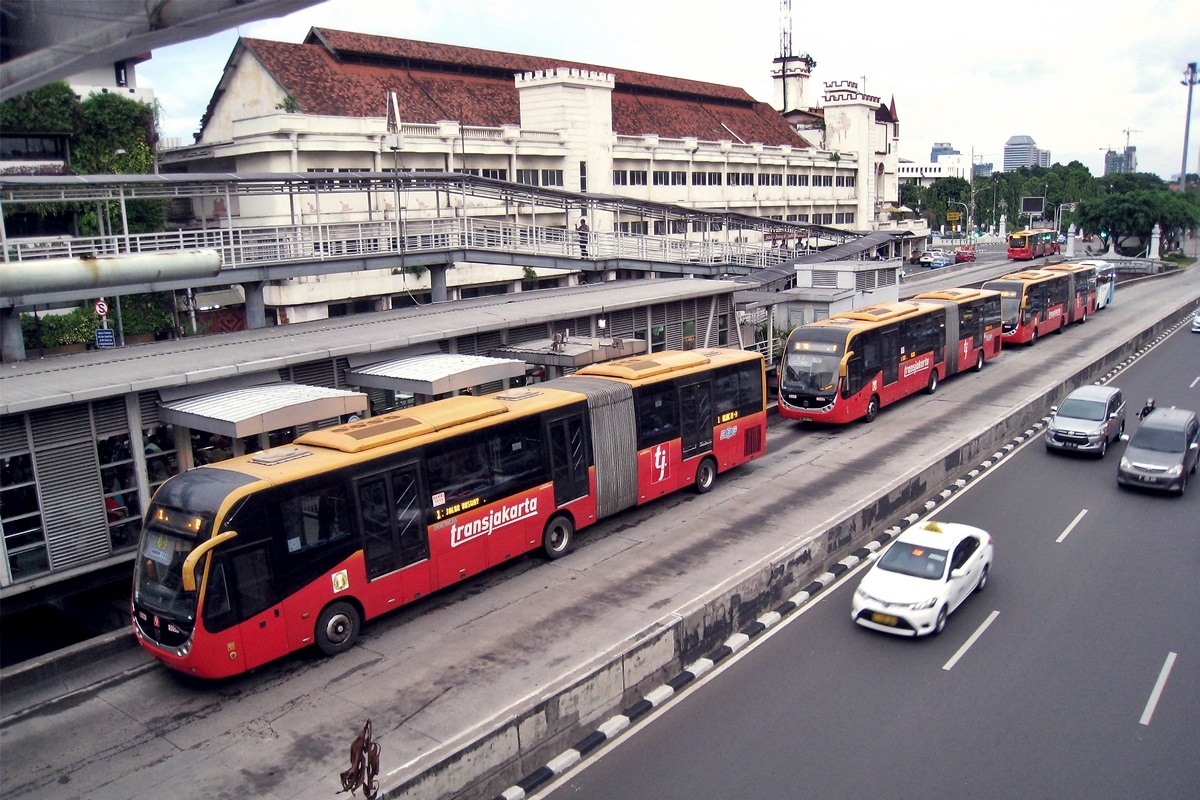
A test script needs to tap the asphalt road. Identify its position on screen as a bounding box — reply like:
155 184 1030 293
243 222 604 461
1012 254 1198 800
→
543 323 1199 799
1 267 1196 800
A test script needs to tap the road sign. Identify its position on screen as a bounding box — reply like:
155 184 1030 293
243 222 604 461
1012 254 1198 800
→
946 211 961 221
95 328 116 348
1062 202 1077 212
94 300 109 317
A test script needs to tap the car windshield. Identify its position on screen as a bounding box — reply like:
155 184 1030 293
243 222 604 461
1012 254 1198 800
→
876 542 948 580
1131 425 1186 453
1057 398 1106 421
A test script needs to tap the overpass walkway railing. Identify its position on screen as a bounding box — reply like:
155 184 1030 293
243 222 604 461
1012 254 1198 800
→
3 217 805 273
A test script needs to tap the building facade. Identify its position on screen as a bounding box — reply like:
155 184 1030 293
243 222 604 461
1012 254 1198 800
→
1003 135 1051 171
156 28 914 324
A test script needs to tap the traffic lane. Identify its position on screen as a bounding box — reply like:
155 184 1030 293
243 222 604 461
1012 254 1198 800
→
549 388 1198 799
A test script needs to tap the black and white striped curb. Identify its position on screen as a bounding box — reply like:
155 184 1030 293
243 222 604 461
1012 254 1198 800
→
488 309 1196 800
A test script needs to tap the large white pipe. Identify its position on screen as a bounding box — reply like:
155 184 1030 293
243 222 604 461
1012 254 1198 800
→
0 250 222 296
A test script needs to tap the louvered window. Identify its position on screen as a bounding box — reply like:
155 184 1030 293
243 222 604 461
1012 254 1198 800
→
1 415 49 581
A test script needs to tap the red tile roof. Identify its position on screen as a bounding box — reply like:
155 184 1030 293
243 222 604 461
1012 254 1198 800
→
236 28 804 147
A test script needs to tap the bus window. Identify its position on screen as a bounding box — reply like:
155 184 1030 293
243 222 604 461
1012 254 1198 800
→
636 383 679 449
202 542 279 633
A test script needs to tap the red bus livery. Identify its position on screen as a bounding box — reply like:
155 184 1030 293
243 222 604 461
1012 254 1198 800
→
982 269 1073 345
132 349 766 678
913 288 1004 374
1006 228 1060 260
779 301 948 424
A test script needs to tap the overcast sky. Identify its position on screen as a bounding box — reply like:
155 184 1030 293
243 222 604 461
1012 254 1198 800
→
140 0 1198 180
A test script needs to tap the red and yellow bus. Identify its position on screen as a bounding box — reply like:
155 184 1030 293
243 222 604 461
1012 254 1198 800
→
981 269 1072 345
132 349 766 678
1043 262 1098 323
778 301 949 424
1007 228 1060 260
912 288 1004 374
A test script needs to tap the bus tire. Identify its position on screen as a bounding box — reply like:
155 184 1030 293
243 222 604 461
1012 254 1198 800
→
542 514 574 560
973 352 985 373
315 601 360 656
864 395 880 423
694 456 717 494
926 369 939 395
1081 310 1087 324
1056 318 1065 334
1029 328 1038 346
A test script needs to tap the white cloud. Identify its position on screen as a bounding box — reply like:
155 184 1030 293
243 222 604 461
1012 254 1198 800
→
139 0 1199 177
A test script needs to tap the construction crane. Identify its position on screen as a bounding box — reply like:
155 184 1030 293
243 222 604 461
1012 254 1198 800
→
1122 128 1142 149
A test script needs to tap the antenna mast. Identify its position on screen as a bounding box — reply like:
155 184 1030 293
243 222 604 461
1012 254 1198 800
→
779 0 792 59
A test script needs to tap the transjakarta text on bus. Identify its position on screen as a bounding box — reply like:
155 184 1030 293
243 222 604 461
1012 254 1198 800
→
132 349 767 678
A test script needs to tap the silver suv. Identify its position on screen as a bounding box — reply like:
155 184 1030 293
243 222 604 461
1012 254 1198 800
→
1117 407 1200 494
1046 385 1126 458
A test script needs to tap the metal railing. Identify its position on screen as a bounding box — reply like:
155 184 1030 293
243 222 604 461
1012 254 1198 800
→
3 216 804 273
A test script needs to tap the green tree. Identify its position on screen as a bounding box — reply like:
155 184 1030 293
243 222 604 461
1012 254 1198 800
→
1076 188 1200 255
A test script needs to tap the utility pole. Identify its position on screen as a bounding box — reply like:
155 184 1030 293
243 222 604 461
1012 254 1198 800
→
1181 62 1197 192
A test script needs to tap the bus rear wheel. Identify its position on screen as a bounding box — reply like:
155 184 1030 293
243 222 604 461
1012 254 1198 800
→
542 514 575 560
694 456 717 494
973 352 985 373
864 395 880 423
316 601 361 656
926 369 939 395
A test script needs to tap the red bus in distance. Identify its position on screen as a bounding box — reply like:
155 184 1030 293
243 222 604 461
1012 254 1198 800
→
981 269 1073 345
1007 228 1060 260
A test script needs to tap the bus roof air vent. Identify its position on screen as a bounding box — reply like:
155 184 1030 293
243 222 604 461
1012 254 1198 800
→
492 388 543 402
248 447 313 466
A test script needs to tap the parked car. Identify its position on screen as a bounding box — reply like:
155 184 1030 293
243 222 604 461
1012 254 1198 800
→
927 254 953 269
954 247 976 263
1045 385 1126 458
1117 407 1200 494
851 520 993 637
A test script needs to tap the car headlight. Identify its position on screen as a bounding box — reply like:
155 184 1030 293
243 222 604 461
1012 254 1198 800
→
909 597 938 610
1120 456 1131 469
1166 464 1183 477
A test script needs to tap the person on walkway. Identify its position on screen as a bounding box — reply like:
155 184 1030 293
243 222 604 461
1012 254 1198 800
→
576 217 590 257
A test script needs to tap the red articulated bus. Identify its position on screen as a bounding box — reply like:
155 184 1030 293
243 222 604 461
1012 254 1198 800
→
981 269 1073 345
1007 228 1060 260
1043 262 1098 323
912 288 1004 374
778 301 951 424
132 349 766 678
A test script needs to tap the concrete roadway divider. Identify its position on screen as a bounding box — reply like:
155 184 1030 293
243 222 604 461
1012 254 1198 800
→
386 296 1198 800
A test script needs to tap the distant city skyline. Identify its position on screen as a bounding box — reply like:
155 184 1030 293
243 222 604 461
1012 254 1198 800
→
137 0 1198 180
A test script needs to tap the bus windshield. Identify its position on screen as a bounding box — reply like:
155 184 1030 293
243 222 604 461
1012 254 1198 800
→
133 467 253 621
983 281 1023 323
782 329 846 393
1008 234 1028 248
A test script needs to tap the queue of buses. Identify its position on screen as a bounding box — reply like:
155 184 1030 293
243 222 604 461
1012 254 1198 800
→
133 261 1111 678
778 261 1108 424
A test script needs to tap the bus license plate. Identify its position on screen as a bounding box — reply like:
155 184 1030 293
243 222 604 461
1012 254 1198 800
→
871 612 898 626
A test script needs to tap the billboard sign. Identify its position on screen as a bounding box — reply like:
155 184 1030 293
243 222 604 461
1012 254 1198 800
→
1020 196 1045 215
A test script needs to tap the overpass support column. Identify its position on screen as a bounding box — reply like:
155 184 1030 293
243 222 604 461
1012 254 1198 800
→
242 281 268 330
430 264 448 303
1 306 27 362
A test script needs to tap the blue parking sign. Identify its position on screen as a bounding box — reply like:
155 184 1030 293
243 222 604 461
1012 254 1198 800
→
95 328 116 348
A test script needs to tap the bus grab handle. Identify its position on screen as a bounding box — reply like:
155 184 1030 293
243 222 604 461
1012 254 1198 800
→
182 530 239 592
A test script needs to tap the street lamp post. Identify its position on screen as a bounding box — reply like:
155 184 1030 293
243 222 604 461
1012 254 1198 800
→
1182 62 1198 192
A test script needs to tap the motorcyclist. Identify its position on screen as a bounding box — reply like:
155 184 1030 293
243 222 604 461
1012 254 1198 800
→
1138 397 1156 421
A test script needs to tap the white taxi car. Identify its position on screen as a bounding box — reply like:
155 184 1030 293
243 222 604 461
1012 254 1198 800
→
851 520 994 637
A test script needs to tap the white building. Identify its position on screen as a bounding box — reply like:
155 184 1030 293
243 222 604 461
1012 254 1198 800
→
159 28 922 323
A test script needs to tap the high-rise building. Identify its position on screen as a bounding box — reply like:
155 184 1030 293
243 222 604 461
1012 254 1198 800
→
930 142 960 162
1003 135 1050 171
1103 146 1137 175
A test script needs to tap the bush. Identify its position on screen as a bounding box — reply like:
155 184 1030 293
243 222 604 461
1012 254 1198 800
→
22 307 98 348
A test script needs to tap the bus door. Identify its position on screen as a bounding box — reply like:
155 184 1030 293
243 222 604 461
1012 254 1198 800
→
547 411 590 507
1024 287 1043 330
881 327 900 387
202 537 289 671
678 379 714 461
355 464 431 597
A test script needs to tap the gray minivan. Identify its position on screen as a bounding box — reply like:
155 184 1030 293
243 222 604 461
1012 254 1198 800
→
1117 407 1200 494
1046 385 1126 458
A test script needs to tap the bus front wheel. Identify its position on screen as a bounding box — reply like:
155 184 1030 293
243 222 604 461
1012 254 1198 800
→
316 601 361 656
973 352 985 373
694 456 717 494
542 515 575 560
864 395 880 423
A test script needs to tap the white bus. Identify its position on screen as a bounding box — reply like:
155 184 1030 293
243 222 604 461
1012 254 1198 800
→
1076 260 1116 309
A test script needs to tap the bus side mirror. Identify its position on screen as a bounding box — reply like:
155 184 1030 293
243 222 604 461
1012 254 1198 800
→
181 530 239 592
